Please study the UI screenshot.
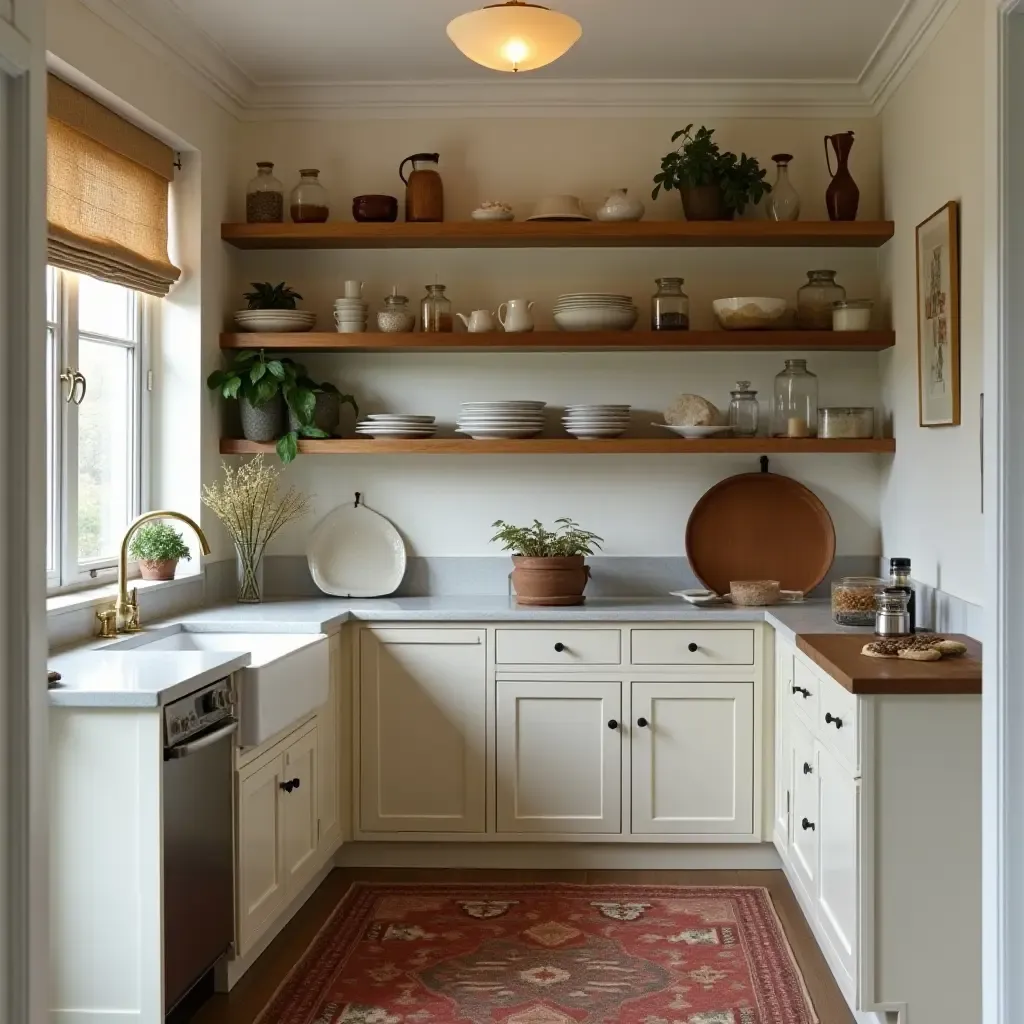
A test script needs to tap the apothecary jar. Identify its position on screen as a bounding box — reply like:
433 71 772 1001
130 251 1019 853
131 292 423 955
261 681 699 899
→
771 359 818 438
245 162 284 223
796 269 846 330
420 284 453 333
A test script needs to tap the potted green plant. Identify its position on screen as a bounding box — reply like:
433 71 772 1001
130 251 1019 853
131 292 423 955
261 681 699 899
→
652 124 771 221
286 378 358 439
491 518 603 606
128 521 192 581
243 281 303 309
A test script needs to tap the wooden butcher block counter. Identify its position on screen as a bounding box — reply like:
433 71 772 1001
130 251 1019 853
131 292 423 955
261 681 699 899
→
796 632 982 695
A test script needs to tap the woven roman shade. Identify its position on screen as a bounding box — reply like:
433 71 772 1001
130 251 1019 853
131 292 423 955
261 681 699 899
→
46 75 181 297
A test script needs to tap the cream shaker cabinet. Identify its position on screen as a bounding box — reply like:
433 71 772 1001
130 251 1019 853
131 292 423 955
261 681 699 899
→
359 628 487 833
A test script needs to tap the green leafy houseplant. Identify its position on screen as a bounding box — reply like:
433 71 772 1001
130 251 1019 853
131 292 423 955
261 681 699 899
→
128 521 191 580
652 124 771 219
491 518 604 557
244 282 303 309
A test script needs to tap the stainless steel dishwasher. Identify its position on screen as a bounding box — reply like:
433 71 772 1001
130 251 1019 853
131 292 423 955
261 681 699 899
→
162 676 237 1016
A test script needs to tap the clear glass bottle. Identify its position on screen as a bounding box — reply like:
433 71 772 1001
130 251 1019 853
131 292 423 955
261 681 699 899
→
771 359 818 437
419 284 453 333
797 269 846 330
289 168 330 223
766 153 801 221
650 277 690 330
728 380 760 437
245 161 284 223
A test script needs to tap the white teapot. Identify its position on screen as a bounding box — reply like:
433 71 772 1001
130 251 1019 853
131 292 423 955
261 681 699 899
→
497 299 535 333
456 309 497 333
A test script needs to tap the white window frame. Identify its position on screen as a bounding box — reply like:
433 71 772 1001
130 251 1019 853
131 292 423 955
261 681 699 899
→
46 267 151 594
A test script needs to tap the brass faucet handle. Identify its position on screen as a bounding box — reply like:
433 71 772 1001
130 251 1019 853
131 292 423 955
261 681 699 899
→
123 588 142 633
96 608 118 638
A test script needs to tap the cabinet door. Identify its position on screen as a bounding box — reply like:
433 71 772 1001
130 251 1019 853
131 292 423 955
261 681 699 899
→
496 680 621 834
773 638 795 852
316 635 342 858
360 629 486 833
236 753 286 955
282 727 319 894
631 681 754 835
789 715 819 900
816 740 859 985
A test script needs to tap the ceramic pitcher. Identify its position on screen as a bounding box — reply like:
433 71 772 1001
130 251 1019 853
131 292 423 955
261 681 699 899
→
497 299 535 333
824 132 860 222
456 309 497 333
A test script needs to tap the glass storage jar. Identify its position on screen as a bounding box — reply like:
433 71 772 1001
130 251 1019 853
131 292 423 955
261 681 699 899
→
419 284 453 333
289 168 330 223
771 359 818 437
832 299 873 331
766 153 801 222
819 406 874 439
245 161 284 223
831 576 887 626
728 380 759 437
651 277 690 330
797 269 846 329
378 288 415 333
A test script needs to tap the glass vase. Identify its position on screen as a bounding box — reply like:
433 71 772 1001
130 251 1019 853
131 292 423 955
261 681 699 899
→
766 153 801 221
236 546 264 604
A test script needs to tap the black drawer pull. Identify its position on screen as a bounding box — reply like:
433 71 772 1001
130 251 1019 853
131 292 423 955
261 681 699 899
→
608 719 618 730
792 686 811 698
825 712 844 729
637 717 649 728
687 642 698 653
554 642 566 652
803 762 813 775
279 778 301 793
801 817 816 831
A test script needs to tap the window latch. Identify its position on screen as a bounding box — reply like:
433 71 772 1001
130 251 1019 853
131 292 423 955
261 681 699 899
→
60 368 86 405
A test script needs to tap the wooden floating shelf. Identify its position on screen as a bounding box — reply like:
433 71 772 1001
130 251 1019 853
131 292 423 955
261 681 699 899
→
220 438 896 456
221 220 895 251
220 329 894 353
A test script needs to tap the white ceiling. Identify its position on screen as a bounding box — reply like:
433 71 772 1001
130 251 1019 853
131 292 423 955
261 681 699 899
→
172 0 906 84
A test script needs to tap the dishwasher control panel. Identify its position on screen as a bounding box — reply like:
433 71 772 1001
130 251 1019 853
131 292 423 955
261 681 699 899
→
164 677 234 747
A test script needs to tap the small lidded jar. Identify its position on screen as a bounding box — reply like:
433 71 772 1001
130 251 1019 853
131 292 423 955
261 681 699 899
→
728 380 759 437
377 287 415 333
289 168 330 223
246 162 284 223
651 277 690 331
831 576 886 626
797 269 846 329
832 299 873 331
420 284 453 333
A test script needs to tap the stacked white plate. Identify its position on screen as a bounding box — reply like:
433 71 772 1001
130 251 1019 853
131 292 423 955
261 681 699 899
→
234 309 316 333
456 401 546 439
553 293 638 333
334 297 369 334
563 404 631 439
356 414 436 439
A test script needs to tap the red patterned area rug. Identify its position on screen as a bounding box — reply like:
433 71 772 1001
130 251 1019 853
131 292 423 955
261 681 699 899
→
256 883 818 1024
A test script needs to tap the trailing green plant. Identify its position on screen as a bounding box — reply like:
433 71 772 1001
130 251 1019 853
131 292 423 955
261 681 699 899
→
128 521 192 563
652 124 771 214
243 282 303 310
490 518 604 558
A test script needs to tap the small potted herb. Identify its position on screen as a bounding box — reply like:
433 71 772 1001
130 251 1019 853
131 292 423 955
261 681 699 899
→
243 281 303 309
128 521 192 581
491 518 603 606
652 124 771 221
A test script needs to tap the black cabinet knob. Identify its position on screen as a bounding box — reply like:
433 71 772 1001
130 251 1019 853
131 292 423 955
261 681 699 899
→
279 780 293 793
554 642 566 652
825 712 843 729
801 817 816 831
637 717 649 728
803 762 813 775
291 778 300 789
687 642 698 653
792 686 811 698
607 719 618 730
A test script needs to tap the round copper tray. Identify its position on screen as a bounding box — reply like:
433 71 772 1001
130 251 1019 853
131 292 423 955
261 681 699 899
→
685 471 836 596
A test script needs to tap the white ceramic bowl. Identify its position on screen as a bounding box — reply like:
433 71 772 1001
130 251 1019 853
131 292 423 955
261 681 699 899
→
554 307 638 332
712 297 788 330
526 194 590 221
472 207 514 222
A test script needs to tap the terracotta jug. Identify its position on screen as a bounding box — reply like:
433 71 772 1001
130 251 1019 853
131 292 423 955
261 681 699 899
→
824 132 860 222
399 152 444 223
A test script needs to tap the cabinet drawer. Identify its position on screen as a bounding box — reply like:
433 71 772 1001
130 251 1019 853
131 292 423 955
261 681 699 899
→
630 628 754 666
495 629 621 665
789 658 820 725
816 673 859 773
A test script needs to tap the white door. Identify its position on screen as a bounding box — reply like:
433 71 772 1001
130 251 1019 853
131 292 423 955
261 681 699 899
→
630 681 754 835
789 715 819 900
816 740 859 985
359 628 486 833
496 680 621 834
236 753 287 954
281 726 319 893
316 636 341 857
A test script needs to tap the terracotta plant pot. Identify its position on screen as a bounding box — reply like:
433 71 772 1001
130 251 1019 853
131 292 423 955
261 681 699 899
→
680 184 733 221
510 555 591 606
139 558 178 581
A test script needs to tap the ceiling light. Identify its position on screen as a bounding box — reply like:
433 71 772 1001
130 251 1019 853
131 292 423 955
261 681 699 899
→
447 1 582 73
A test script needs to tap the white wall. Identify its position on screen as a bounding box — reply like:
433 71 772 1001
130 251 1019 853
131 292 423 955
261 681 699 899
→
879 0 984 605
231 116 888 559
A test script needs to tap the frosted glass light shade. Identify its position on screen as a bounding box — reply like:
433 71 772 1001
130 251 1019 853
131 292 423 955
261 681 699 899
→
447 2 582 73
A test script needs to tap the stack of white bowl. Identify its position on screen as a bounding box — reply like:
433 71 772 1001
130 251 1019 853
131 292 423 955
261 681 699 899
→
456 401 546 440
355 414 436 439
563 404 631 439
334 295 369 333
552 293 638 333
234 309 316 333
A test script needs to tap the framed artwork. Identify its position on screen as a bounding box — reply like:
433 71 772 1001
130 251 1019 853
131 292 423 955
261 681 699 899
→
916 201 961 426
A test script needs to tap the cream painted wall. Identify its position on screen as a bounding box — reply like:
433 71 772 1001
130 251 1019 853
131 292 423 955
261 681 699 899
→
879 0 984 605
230 116 888 559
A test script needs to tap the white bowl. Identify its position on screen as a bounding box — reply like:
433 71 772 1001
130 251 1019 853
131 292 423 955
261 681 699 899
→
554 307 638 332
472 207 514 221
335 322 367 333
526 194 590 221
712 297 788 330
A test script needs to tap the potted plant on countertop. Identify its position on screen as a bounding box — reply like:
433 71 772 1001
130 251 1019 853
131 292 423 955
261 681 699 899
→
652 124 771 221
491 518 604 606
128 521 192 581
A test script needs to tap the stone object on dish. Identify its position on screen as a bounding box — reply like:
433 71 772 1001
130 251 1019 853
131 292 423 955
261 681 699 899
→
713 297 788 330
663 393 723 427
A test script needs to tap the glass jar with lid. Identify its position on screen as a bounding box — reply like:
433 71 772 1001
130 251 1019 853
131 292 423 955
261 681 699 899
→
246 161 284 223
289 168 330 223
728 380 759 437
831 576 887 626
797 269 846 329
766 153 801 222
651 277 689 330
771 358 818 437
419 284 453 333
378 288 415 333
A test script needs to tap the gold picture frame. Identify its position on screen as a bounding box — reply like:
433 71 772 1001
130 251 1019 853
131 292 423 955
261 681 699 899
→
915 200 961 426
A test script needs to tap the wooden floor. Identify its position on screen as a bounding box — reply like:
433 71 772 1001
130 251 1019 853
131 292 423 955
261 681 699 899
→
188 868 854 1024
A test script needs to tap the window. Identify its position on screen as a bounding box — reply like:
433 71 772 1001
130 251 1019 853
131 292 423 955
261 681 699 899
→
46 266 149 591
